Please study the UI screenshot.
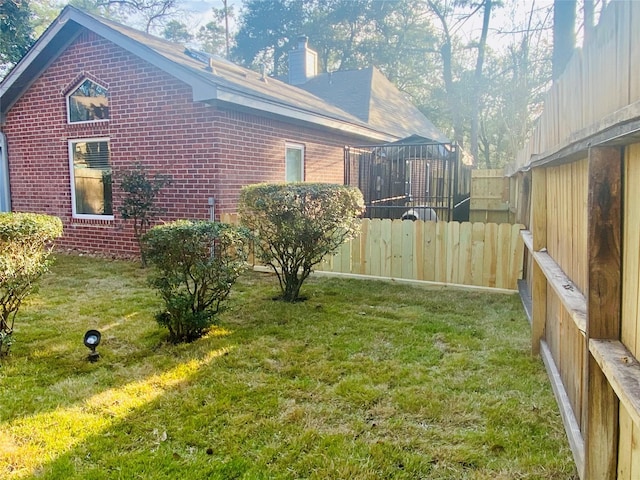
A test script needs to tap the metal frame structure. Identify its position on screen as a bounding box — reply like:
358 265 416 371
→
344 139 470 221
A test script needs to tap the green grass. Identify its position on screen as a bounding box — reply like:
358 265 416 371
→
0 254 577 479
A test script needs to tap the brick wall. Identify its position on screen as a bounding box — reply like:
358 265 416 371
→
2 29 369 256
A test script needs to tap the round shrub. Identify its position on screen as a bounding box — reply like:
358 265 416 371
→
142 220 250 343
0 213 63 356
238 183 364 302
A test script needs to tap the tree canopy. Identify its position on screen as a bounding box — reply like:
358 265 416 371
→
0 0 35 75
3 0 604 168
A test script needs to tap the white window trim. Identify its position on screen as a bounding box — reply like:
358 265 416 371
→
285 142 305 182
65 79 110 125
68 137 114 220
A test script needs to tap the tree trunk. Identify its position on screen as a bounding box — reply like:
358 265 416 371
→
470 0 493 167
428 0 464 147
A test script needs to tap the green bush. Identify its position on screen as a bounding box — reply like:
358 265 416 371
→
142 220 250 343
238 183 364 302
118 163 172 265
0 213 63 356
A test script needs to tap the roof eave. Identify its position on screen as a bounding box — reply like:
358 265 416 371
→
1 6 217 117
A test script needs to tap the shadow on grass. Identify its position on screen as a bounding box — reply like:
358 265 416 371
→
4 338 235 479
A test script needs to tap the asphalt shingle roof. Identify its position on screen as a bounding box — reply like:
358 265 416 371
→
1 6 448 144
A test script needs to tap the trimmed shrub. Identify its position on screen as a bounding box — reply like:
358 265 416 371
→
142 220 250 343
238 183 364 302
118 163 172 264
0 213 63 356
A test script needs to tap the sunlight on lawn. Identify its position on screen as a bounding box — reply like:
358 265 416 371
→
0 347 231 478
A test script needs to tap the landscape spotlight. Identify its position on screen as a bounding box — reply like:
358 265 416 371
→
83 329 101 362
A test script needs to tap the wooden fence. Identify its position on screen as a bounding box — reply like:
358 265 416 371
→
469 169 513 224
508 2 640 478
507 1 640 175
221 213 524 291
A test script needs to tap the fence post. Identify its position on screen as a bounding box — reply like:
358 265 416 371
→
531 167 547 355
584 146 622 480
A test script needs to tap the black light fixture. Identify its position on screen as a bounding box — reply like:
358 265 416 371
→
83 329 101 362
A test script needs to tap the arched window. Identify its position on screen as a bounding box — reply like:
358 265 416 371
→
66 79 109 123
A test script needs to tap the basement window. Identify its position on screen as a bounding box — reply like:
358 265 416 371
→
285 143 304 182
66 79 110 123
69 138 113 219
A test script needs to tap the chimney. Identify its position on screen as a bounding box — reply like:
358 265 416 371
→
288 35 317 85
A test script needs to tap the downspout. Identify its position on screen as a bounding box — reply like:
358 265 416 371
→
0 132 11 212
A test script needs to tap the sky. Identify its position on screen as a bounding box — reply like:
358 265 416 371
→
179 0 559 51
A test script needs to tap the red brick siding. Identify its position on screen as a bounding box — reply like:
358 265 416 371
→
2 29 368 256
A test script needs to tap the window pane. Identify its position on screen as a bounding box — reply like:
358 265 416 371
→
68 79 109 123
286 146 303 182
72 140 112 215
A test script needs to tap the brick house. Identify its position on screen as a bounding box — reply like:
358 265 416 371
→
0 6 448 256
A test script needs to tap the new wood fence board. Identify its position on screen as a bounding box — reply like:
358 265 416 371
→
483 223 498 288
222 215 524 291
401 219 414 279
414 220 424 280
471 222 486 286
391 220 403 278
380 219 392 278
496 223 512 289
459 222 473 285
423 221 437 282
446 221 460 284
368 218 381 277
435 221 447 283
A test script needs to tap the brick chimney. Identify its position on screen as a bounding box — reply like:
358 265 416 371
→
288 35 317 85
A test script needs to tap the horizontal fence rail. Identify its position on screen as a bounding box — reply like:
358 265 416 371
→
221 213 524 291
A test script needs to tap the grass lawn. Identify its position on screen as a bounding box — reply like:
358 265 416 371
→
0 254 577 479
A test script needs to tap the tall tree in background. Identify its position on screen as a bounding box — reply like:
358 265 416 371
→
30 0 61 36
197 4 234 56
0 0 35 75
426 0 474 148
69 0 181 33
469 0 493 166
234 0 438 98
162 19 192 43
233 0 307 76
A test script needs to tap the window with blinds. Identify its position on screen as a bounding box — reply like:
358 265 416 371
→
69 139 113 218
67 79 109 123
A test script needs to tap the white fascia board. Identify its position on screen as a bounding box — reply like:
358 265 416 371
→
214 87 395 143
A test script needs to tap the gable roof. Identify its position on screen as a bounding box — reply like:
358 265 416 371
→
0 6 447 144
299 68 449 143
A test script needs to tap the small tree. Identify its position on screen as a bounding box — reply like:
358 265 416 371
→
238 183 364 302
0 213 63 356
142 220 250 343
118 163 172 264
